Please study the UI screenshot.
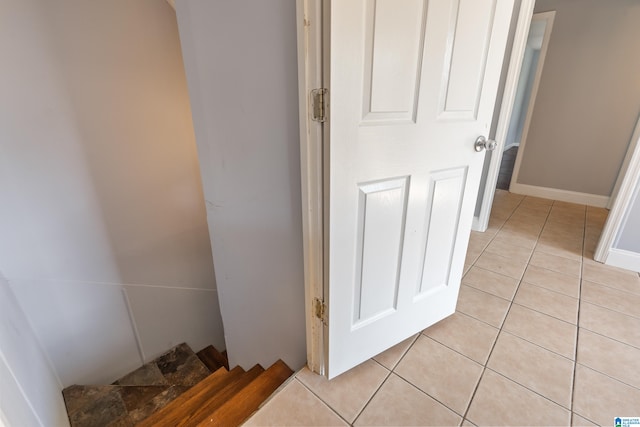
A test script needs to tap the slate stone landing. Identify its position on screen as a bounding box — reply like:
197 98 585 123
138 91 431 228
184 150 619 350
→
62 343 294 427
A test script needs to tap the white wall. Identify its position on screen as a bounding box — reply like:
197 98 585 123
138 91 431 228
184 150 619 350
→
1 274 69 427
515 0 640 197
0 0 224 387
176 0 307 371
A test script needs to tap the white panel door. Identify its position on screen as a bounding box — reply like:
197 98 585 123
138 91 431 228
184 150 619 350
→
326 0 514 378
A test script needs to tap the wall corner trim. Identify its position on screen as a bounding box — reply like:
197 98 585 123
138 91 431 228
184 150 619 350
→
509 183 609 207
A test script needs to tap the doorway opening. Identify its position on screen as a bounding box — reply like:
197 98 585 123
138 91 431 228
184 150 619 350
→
497 11 554 191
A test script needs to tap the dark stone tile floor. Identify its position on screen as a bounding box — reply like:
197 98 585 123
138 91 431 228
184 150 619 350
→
62 343 212 427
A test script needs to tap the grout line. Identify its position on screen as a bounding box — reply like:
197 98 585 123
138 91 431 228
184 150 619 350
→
577 322 640 351
295 378 353 426
569 204 587 424
353 334 420 424
351 360 393 424
462 193 537 421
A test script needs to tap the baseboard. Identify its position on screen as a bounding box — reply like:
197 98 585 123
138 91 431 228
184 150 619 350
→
509 183 609 207
605 248 640 273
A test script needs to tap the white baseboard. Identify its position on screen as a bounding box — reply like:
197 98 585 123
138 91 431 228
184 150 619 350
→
605 248 640 273
509 183 610 207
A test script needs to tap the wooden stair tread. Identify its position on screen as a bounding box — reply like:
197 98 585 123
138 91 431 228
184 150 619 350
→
197 345 229 371
136 366 244 427
197 360 294 427
137 365 265 426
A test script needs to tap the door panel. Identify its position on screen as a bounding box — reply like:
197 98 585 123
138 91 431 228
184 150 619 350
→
439 0 497 119
362 0 427 123
326 0 514 378
354 176 408 326
417 167 467 296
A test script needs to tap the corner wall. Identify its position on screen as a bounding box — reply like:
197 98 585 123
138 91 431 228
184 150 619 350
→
0 0 224 387
176 0 307 371
0 274 69 427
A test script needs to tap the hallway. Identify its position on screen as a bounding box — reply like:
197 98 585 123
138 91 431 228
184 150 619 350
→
245 191 640 426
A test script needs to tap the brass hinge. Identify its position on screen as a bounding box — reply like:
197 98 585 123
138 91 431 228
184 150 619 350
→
311 88 327 122
313 297 327 325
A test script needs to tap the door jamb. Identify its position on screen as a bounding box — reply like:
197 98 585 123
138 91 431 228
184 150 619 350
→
296 0 326 375
595 115 640 263
473 0 536 231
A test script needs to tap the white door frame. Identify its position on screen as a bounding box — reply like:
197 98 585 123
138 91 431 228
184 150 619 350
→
595 115 640 265
473 0 536 231
296 0 326 374
508 11 556 196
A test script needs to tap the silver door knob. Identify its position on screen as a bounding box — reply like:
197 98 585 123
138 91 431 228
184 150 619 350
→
474 136 497 152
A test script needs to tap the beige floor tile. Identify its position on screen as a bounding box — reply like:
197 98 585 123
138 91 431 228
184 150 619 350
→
513 207 551 220
577 328 640 389
296 361 388 423
373 335 417 370
514 283 578 324
501 221 543 238
487 333 574 408
475 252 528 280
543 220 585 234
456 285 511 328
395 336 483 415
522 264 580 298
540 224 584 241
572 413 598 426
582 280 640 319
537 232 584 249
484 239 533 263
573 365 640 427
469 230 493 247
492 231 538 250
244 379 348 426
502 304 576 359
582 261 640 295
535 240 583 261
423 312 499 364
465 239 486 266
521 195 553 206
461 419 477 426
508 209 548 224
462 266 519 301
490 205 517 221
529 251 582 278
354 374 461 426
466 370 570 426
579 302 640 349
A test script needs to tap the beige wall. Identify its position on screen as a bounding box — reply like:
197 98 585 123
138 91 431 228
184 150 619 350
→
0 0 224 386
516 0 640 196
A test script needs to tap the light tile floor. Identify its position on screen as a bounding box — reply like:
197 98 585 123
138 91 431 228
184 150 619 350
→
245 191 640 426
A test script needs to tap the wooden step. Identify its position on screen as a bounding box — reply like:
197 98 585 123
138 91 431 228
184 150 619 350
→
197 360 294 427
136 366 244 427
184 365 265 426
197 345 229 371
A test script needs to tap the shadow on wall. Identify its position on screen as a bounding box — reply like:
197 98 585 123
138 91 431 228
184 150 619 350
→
0 0 224 387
